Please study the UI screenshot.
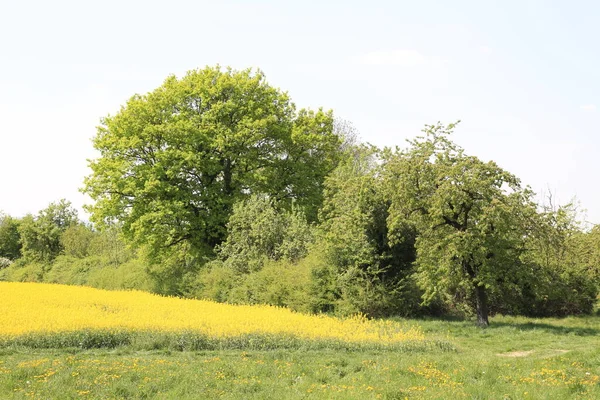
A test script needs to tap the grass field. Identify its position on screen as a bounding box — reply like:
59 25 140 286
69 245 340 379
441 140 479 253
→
0 282 599 399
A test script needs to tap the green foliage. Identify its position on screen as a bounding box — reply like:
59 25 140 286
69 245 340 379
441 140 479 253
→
3 111 596 323
581 225 600 283
0 253 154 292
0 212 21 260
192 254 325 314
191 260 239 303
83 66 341 262
383 123 539 325
318 145 421 317
227 259 313 313
307 254 340 314
217 195 314 273
191 196 317 312
44 255 95 285
0 220 155 293
88 260 153 291
0 261 45 282
517 203 598 316
18 200 78 262
143 242 201 296
60 223 95 258
270 108 342 221
87 225 133 266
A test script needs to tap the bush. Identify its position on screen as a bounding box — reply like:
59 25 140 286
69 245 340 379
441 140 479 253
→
217 195 314 273
191 257 314 314
0 261 46 282
190 260 240 303
86 258 153 292
526 266 597 317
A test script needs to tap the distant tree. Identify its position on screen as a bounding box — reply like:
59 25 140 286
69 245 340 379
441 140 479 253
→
583 225 600 283
0 212 21 260
520 202 598 315
61 223 96 258
83 66 341 261
383 123 537 326
18 200 79 262
333 118 360 153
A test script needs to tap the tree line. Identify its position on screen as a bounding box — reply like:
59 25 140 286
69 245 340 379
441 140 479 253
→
1 66 599 326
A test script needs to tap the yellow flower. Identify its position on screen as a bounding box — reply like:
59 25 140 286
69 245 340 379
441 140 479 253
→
0 282 425 345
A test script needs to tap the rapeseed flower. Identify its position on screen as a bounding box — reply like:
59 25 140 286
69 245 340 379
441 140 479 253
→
0 282 423 345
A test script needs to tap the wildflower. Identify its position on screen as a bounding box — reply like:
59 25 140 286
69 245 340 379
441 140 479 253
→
0 282 425 345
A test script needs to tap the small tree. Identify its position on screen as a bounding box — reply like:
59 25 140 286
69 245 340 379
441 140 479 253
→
384 123 536 326
520 202 598 316
582 225 600 284
0 212 21 260
318 145 420 317
18 200 79 262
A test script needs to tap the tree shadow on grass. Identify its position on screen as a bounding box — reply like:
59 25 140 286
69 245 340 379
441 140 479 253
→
487 321 600 336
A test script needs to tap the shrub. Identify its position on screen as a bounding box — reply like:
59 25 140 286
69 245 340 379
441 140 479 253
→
0 261 46 282
218 195 314 273
190 260 240 303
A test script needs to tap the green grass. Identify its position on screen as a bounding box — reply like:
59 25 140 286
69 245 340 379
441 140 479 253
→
0 330 451 353
1 315 599 399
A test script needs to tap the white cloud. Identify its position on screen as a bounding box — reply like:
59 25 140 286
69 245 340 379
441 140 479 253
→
357 49 427 67
580 104 597 111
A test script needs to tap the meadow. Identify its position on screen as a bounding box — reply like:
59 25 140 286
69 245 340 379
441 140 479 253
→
0 282 599 399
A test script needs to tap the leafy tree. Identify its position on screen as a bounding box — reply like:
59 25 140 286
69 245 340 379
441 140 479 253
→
83 66 341 260
318 145 420 317
0 212 21 260
520 202 598 316
581 225 600 283
384 123 536 326
18 200 79 262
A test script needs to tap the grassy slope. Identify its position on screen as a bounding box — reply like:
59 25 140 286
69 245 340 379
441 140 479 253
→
1 315 599 399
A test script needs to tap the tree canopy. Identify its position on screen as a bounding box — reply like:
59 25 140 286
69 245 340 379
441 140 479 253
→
0 212 21 260
83 66 341 260
18 200 79 262
383 123 537 326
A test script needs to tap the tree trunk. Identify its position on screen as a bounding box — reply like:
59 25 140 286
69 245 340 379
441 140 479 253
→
475 284 489 327
222 158 233 196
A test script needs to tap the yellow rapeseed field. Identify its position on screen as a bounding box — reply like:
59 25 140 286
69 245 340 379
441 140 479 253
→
0 282 424 344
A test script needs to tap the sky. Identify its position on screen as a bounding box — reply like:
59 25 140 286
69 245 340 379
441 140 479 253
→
0 0 599 225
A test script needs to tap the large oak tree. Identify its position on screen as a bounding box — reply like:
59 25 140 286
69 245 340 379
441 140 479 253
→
83 66 341 260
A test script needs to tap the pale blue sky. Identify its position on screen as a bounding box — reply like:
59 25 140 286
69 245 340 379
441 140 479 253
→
1 0 598 224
